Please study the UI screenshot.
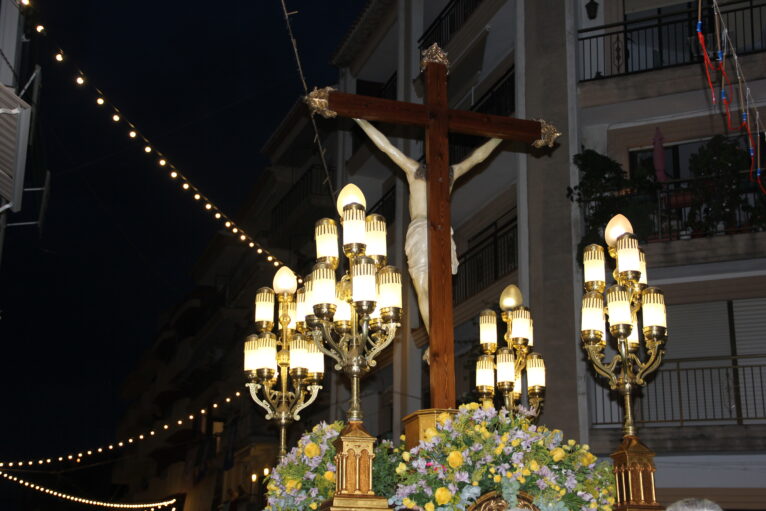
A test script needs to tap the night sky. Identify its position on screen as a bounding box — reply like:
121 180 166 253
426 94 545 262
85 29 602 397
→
0 0 364 506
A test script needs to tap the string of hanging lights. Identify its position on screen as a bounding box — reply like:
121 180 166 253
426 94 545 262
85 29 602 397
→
0 470 176 509
0 391 243 470
14 0 293 271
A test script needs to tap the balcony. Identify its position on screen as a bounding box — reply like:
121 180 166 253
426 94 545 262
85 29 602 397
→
270 165 334 245
450 68 515 163
583 174 764 243
419 0 486 52
453 215 517 305
578 2 766 81
591 354 766 428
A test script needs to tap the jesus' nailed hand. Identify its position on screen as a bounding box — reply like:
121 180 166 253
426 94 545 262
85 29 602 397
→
353 118 504 336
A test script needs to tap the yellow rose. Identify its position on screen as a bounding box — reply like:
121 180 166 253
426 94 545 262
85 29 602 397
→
550 447 566 462
304 442 321 458
582 444 590 451
403 498 416 509
472 481 479 486
522 468 531 476
396 462 407 475
482 430 491 439
559 489 566 496
285 479 298 490
529 460 539 472
518 476 526 483
511 438 521 447
437 412 452 424
400 434 406 442
567 439 576 446
582 452 597 465
435 487 453 506
324 471 335 482
447 451 463 469
494 445 504 456
402 451 411 462
489 467 496 474
424 427 438 441
589 502 598 509
310 503 318 510
469 402 480 410
501 433 509 442
425 503 435 511
493 474 502 483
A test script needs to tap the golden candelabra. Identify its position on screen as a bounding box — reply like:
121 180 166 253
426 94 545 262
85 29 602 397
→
579 214 667 511
303 184 402 424
244 267 324 462
475 284 546 415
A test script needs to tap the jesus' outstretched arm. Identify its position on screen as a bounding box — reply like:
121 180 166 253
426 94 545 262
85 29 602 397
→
353 118 420 176
451 138 503 184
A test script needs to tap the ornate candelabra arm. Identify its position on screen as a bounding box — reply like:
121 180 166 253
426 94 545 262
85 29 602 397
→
635 345 666 384
584 346 621 388
309 327 344 370
365 323 398 367
292 384 322 421
247 382 276 420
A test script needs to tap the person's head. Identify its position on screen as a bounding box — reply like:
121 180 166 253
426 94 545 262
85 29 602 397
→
666 498 723 511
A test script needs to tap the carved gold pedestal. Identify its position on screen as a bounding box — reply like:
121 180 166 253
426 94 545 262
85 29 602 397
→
321 421 390 510
467 491 539 511
401 408 456 450
611 436 663 511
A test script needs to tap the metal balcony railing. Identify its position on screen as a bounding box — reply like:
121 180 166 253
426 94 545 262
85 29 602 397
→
453 217 517 305
591 354 766 427
450 68 515 163
583 173 764 242
419 0 485 51
578 2 766 81
271 165 330 232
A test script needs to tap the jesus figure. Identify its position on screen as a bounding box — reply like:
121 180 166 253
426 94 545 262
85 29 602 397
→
353 118 504 334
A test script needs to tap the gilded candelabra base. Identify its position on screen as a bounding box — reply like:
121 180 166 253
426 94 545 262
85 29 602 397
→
321 421 391 511
611 435 662 511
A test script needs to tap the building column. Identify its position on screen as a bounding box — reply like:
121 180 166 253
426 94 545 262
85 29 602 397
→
523 0 581 440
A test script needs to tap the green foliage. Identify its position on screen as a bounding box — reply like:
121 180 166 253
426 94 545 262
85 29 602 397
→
687 135 753 234
568 148 658 260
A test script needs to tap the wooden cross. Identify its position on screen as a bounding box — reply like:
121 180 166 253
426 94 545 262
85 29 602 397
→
307 44 559 410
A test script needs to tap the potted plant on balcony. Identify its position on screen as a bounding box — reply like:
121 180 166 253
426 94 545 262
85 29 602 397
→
687 135 751 236
567 148 658 258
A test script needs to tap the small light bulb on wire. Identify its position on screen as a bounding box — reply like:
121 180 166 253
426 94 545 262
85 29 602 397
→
214 213 221 219
54 52 63 62
75 76 85 85
144 146 152 153
249 242 255 248
129 131 137 138
112 114 120 122
193 193 201 200
205 203 212 210
159 159 166 166
97 98 105 106
20 0 30 6
182 183 190 190
35 24 44 33
170 171 178 179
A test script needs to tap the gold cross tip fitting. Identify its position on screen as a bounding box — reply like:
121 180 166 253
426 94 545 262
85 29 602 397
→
420 43 449 72
305 86 337 119
532 119 562 149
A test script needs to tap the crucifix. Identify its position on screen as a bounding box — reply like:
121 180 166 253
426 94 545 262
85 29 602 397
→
307 44 560 410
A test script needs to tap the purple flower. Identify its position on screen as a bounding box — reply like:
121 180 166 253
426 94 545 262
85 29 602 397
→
455 471 470 483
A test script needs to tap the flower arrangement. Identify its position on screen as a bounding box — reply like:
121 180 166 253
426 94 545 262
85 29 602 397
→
264 421 400 511
265 405 615 511
390 404 615 511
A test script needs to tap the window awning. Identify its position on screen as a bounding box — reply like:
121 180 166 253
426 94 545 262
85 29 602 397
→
0 83 31 212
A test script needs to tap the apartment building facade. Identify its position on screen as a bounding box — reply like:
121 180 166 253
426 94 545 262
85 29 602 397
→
113 1 766 509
